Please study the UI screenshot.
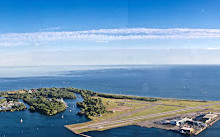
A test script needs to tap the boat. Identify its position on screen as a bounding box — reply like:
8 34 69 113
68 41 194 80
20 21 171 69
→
62 114 64 118
180 130 184 134
70 110 72 112
20 119 23 123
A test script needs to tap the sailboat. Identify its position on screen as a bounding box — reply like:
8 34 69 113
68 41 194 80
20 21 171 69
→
20 119 23 123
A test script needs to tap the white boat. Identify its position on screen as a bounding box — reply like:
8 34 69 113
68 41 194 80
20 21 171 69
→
62 114 64 118
180 130 185 134
20 119 23 123
70 110 72 112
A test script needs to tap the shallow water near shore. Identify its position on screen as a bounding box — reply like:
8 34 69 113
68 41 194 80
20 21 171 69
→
0 65 220 137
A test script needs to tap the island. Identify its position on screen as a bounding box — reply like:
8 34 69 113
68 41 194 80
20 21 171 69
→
1 87 220 136
0 87 76 115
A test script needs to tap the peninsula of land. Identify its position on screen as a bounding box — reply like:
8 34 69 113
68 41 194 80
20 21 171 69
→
1 87 220 136
63 89 220 136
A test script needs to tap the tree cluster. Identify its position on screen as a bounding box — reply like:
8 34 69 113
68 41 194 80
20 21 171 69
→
34 87 76 99
23 96 66 115
96 93 158 102
77 95 106 118
11 103 27 111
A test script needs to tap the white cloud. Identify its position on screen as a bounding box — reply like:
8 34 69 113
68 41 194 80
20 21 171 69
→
43 27 61 31
1 28 220 47
205 47 220 50
0 41 29 47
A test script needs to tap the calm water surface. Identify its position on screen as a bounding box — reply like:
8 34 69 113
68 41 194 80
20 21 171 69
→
0 65 220 137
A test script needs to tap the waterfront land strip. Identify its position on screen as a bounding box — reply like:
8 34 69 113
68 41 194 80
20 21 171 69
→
1 87 220 135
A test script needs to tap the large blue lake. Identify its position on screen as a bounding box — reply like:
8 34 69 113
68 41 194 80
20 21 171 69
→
0 65 220 137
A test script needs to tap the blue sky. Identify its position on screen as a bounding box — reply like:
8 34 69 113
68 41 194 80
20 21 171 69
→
1 0 220 66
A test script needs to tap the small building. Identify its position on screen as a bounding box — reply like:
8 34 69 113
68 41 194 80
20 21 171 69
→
169 118 191 126
180 127 194 134
203 114 218 119
28 90 32 94
96 126 103 129
32 89 37 93
170 120 180 126
200 114 218 123
194 121 207 127
8 101 14 106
